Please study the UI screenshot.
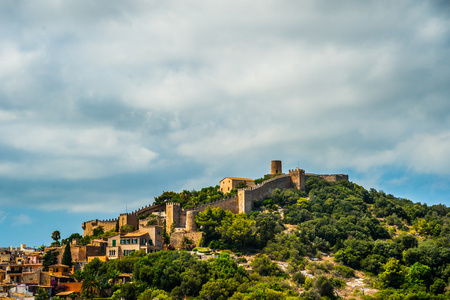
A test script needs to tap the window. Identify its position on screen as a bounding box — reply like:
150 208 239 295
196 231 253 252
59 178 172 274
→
112 240 116 247
109 250 116 257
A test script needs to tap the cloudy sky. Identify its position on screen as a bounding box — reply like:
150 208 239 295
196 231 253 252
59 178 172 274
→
1 0 449 247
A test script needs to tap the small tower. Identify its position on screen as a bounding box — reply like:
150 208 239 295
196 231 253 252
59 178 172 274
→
186 210 198 232
271 160 282 175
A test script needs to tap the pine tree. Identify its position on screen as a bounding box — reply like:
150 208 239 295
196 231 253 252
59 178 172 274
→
62 242 72 267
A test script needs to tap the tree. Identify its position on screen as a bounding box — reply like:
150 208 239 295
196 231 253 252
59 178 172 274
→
407 262 432 288
81 275 99 300
35 288 50 300
236 182 248 189
217 214 256 249
378 258 406 289
62 242 72 267
430 278 446 294
250 254 284 277
43 249 59 271
61 233 82 245
92 226 105 237
51 230 61 246
314 275 335 298
51 230 61 242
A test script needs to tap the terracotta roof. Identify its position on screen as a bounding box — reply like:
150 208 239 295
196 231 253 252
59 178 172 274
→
64 282 82 293
56 291 74 296
10 293 33 298
50 274 71 278
49 264 70 268
220 177 254 182
122 232 147 237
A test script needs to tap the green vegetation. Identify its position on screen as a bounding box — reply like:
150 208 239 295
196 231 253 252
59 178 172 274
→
42 249 59 271
153 186 225 208
62 176 450 299
61 242 72 266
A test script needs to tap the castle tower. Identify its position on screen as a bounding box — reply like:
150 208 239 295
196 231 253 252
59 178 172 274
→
271 160 282 175
166 202 181 231
119 213 139 231
289 167 306 191
186 210 198 232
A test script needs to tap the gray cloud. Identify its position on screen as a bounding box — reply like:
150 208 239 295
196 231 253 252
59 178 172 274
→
0 0 449 214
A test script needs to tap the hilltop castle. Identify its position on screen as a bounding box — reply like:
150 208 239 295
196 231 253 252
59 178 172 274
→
82 161 348 250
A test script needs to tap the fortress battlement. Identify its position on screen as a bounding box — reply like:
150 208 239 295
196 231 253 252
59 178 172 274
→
82 160 348 237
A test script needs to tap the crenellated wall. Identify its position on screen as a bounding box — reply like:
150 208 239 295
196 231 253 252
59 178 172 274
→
305 173 349 182
82 219 117 237
131 203 166 217
189 196 239 214
238 174 292 214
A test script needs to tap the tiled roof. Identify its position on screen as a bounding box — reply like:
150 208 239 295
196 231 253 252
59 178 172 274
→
122 232 147 237
220 177 254 182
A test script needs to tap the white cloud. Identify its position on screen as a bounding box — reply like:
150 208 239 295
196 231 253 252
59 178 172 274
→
0 211 6 223
12 214 32 226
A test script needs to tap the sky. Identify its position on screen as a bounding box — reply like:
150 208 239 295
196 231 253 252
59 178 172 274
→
1 0 450 248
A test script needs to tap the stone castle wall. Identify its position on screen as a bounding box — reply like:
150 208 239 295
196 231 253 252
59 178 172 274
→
119 214 139 231
305 173 349 182
170 231 203 248
190 196 239 215
131 204 166 217
239 174 292 214
82 219 117 237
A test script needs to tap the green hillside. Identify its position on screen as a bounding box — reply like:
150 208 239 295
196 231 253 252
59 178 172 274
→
70 177 450 299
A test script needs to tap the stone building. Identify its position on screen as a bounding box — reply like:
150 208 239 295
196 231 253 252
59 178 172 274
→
219 177 256 193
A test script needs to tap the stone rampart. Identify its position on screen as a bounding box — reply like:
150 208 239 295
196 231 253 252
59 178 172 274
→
170 231 203 248
82 219 117 237
186 195 239 214
131 203 166 217
305 173 349 182
239 174 292 214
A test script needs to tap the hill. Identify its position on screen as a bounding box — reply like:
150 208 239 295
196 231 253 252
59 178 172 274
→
70 177 450 299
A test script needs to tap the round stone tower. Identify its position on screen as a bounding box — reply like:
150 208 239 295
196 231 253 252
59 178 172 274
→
186 210 198 232
271 160 282 175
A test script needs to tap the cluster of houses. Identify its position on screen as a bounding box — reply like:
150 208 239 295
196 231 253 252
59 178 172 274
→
0 223 165 300
0 244 78 299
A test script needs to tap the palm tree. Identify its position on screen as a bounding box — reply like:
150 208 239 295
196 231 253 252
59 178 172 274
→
51 230 61 245
71 270 84 282
81 275 99 300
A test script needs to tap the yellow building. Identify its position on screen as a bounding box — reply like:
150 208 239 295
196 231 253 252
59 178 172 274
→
106 226 164 259
219 177 255 193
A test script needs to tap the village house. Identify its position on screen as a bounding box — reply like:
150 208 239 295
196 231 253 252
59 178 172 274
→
219 177 256 193
106 225 164 259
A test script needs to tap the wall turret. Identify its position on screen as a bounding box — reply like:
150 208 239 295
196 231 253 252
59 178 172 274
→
271 160 282 175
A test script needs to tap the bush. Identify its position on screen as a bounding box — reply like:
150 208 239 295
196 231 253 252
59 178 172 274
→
333 265 355 278
237 257 247 263
292 272 306 285
146 219 157 226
